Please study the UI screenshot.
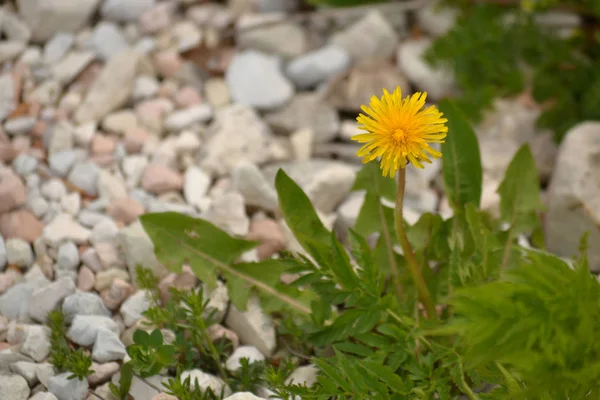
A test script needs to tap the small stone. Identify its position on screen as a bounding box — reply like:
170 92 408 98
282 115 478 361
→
12 154 38 176
10 361 39 386
6 238 34 268
225 295 276 356
88 361 119 386
92 22 129 61
204 78 230 108
158 266 197 303
230 162 278 212
77 266 95 292
330 10 398 64
40 180 66 202
247 218 286 260
100 278 133 310
48 372 88 400
287 44 350 89
30 392 58 400
0 374 29 400
106 197 144 225
397 38 455 101
225 346 265 371
48 150 78 177
120 290 150 327
92 328 126 362
44 33 74 64
164 105 212 132
60 193 81 216
95 268 130 292
0 168 27 214
286 365 319 387
202 192 249 236
417 1 458 37
35 363 56 388
91 134 117 155
4 117 37 136
81 248 103 273
75 51 140 123
0 74 15 122
152 394 177 400
29 277 76 323
174 86 203 108
226 50 294 111
180 370 231 397
132 76 159 101
223 393 262 400
67 315 119 347
101 0 155 22
102 110 138 136
124 127 150 154
118 220 165 284
183 166 211 210
207 324 239 349
62 292 110 323
43 214 91 248
3 11 32 42
21 325 51 362
141 164 183 194
68 162 100 196
0 41 26 63
265 93 339 143
0 276 49 320
236 13 306 58
0 235 5 271
0 210 45 242
89 219 119 245
139 2 174 34
56 242 79 270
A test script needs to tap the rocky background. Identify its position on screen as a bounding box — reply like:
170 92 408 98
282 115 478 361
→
0 0 597 399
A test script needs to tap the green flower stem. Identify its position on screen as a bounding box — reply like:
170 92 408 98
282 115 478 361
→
394 167 436 319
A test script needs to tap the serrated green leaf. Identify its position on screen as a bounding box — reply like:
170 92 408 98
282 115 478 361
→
497 144 544 233
140 212 257 287
439 99 483 210
140 212 310 315
275 169 331 264
329 231 359 290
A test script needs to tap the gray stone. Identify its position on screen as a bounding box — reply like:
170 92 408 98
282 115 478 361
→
0 373 29 399
30 392 58 400
0 277 49 320
0 235 6 271
92 328 126 363
78 210 110 229
36 363 56 388
180 370 231 397
47 121 75 156
20 325 51 362
67 315 119 347
417 1 458 37
2 11 32 42
101 0 155 22
87 361 119 386
44 33 74 64
42 214 91 248
286 365 319 387
62 292 110 323
330 10 398 64
10 361 39 386
397 38 455 101
232 164 282 214
6 238 34 268
202 193 249 237
225 295 276 356
51 51 95 85
12 154 38 177
183 166 211 211
132 76 159 101
236 13 306 58
60 193 81 216
4 117 36 136
92 22 129 61
223 393 263 400
74 51 140 123
90 219 119 246
265 93 339 143
118 220 165 285
200 105 278 176
48 372 88 400
120 290 150 327
0 74 15 121
40 179 67 201
225 50 293 111
286 45 350 89
164 105 213 132
29 277 76 323
225 346 265 371
16 0 100 42
546 122 600 272
68 162 100 196
0 41 26 63
48 150 78 177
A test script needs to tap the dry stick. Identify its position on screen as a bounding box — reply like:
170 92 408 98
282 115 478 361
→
394 167 436 319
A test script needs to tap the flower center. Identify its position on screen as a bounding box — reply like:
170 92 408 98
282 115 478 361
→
392 128 409 145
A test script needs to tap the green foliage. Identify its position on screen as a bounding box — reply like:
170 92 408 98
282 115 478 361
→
109 363 134 400
139 99 600 398
127 329 177 377
427 2 600 141
439 99 483 210
307 0 388 7
47 310 94 381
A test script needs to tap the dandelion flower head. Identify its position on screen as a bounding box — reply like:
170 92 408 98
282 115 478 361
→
352 87 448 178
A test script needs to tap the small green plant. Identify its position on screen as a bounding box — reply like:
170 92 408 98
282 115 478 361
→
47 310 94 381
137 91 600 399
127 329 177 378
109 362 134 400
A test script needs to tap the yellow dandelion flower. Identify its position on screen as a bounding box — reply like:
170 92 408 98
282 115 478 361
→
352 87 448 178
